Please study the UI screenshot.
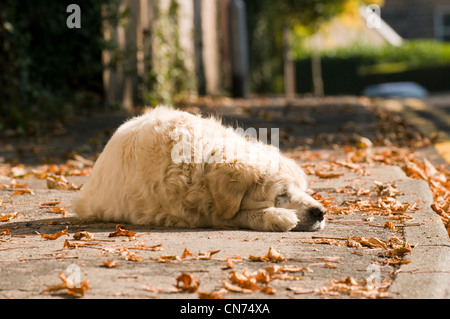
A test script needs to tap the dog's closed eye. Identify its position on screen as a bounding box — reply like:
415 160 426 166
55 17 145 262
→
275 193 290 207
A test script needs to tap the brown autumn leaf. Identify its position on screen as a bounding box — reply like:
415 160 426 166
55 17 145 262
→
384 221 396 230
39 201 61 207
10 189 34 196
1 227 10 235
46 174 69 190
41 272 90 297
356 188 371 196
35 226 69 240
374 181 401 197
7 180 28 188
386 246 411 257
48 207 68 216
150 254 182 262
0 211 19 222
63 239 99 249
222 280 253 294
249 246 286 262
73 231 94 240
46 174 82 191
264 265 312 275
386 258 411 265
102 260 119 268
132 242 162 251
351 237 388 249
181 248 193 259
260 286 276 295
431 203 450 222
229 270 260 291
196 249 221 260
222 258 235 270
198 291 226 299
108 224 136 239
319 275 390 299
303 236 389 250
176 273 200 293
287 286 314 295
314 170 344 179
120 248 144 262
302 237 347 246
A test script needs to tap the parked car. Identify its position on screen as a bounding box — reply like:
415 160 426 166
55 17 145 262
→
361 82 428 98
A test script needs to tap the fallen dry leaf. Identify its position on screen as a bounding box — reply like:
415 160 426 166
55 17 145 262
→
249 246 286 262
181 248 193 259
108 224 136 239
73 231 93 240
46 174 82 190
271 273 304 281
431 203 450 222
0 212 19 222
150 255 182 263
352 236 388 249
264 265 312 275
10 189 34 196
260 286 276 295
386 258 411 265
176 273 200 293
132 242 162 251
222 258 235 270
41 272 90 297
102 260 119 268
35 226 69 240
39 201 61 207
222 280 253 294
120 247 144 262
196 249 221 260
314 170 344 179
384 221 396 230
229 270 260 291
48 207 67 216
0 227 10 235
374 181 401 197
386 247 411 257
318 275 390 299
198 291 226 299
303 236 390 250
63 239 99 249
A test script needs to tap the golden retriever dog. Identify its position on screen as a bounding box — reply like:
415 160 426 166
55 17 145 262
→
74 106 326 231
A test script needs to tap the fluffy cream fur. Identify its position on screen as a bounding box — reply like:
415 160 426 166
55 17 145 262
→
74 106 326 231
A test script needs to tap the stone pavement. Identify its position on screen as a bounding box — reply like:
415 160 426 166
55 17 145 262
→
1 97 449 299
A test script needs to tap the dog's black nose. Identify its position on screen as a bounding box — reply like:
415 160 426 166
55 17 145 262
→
308 207 325 222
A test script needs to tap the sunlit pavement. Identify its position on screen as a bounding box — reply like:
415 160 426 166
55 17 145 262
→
377 94 450 164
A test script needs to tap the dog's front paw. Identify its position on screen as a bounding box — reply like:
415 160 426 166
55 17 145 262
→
262 208 299 232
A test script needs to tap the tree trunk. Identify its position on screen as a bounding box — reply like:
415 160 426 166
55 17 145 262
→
283 26 296 99
311 33 324 97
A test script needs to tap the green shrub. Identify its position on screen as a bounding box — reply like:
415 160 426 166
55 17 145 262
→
0 0 114 136
295 40 450 95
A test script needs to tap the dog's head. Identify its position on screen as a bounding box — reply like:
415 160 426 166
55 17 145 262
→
207 155 326 231
271 183 326 231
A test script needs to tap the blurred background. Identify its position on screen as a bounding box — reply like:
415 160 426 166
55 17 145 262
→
0 0 449 160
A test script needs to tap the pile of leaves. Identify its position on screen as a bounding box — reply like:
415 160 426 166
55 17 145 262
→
360 147 450 236
303 236 411 266
0 154 92 194
403 157 450 236
315 275 391 299
294 146 450 237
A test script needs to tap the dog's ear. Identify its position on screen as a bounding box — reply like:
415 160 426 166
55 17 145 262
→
207 164 257 219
